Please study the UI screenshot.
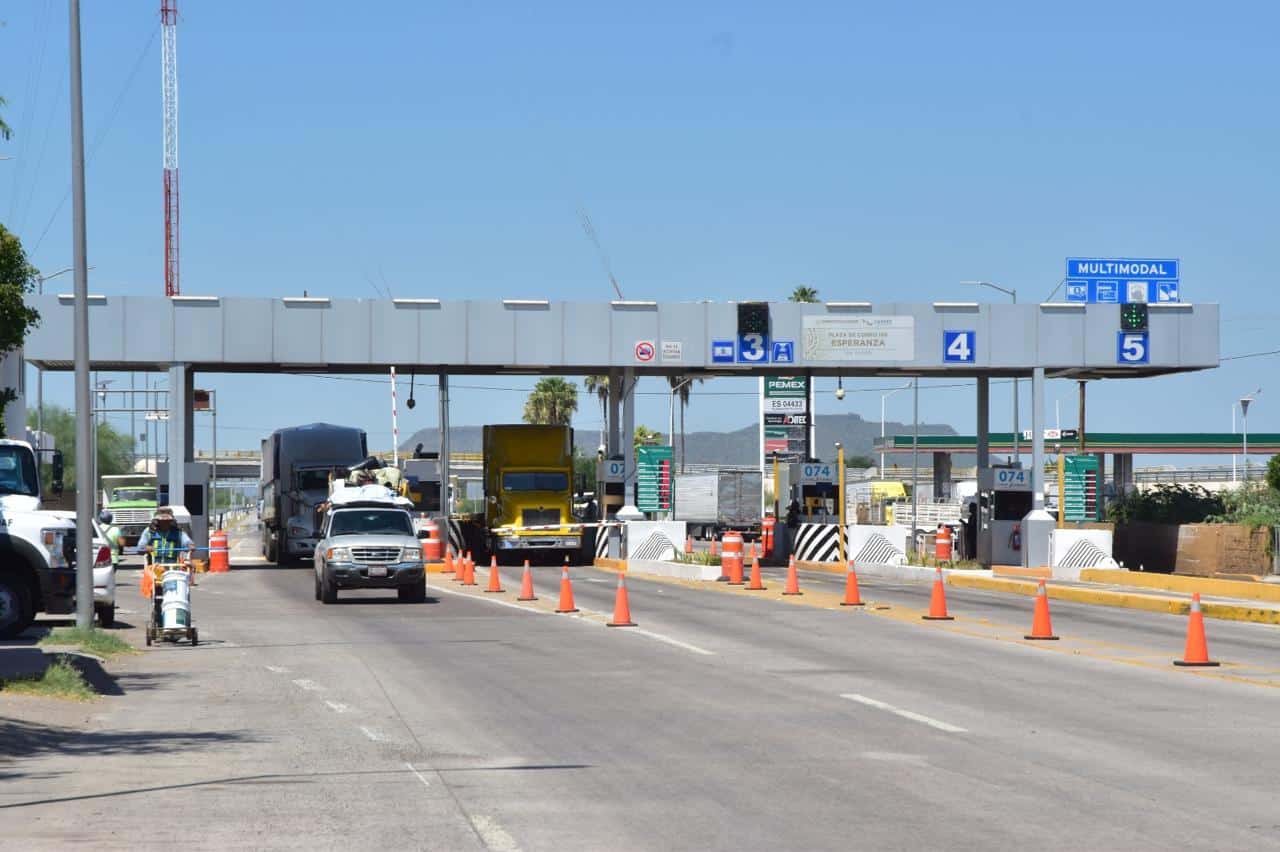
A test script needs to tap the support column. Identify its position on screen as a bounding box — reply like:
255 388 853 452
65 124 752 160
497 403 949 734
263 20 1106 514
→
1022 367 1054 569
622 368 636 507
1114 452 1134 496
166 363 191 510
438 372 450 517
607 369 622 457
976 377 991 567
0 351 24 440
932 452 952 502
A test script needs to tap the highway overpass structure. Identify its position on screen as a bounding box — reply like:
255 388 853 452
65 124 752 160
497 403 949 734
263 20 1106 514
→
13 294 1219 567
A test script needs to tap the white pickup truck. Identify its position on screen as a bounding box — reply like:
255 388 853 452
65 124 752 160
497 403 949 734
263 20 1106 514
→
0 439 78 638
312 482 426 604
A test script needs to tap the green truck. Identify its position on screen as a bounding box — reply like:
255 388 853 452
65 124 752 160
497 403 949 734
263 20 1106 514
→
100 474 158 551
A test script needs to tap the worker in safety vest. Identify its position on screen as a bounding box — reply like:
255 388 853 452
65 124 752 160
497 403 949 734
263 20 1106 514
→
137 506 193 564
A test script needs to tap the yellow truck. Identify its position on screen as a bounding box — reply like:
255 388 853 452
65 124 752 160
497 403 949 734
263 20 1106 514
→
483 425 580 564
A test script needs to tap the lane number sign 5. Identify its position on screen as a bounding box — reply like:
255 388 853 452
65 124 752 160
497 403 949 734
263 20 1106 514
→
1116 331 1149 365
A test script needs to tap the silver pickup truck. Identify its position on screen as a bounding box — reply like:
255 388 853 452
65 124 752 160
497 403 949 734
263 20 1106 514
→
312 486 426 604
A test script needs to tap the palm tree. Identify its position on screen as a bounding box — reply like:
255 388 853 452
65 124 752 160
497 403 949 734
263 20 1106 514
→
668 375 703 472
583 375 610 432
522 377 579 426
789 285 819 303
633 425 663 447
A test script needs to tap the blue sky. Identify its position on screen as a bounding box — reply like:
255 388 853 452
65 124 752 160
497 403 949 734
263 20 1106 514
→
3 1 1278 458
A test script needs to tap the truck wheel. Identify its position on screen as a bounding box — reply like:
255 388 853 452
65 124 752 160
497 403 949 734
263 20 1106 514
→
321 573 338 604
0 575 34 640
96 603 116 628
274 534 289 567
266 534 278 564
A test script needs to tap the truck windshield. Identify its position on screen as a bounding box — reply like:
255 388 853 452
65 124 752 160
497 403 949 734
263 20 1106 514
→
329 510 413 537
0 446 40 497
112 488 156 502
296 470 332 491
502 472 569 492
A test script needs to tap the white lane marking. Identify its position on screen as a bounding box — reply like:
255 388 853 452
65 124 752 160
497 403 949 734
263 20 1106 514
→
264 665 289 674
359 726 387 742
324 700 352 714
631 627 715 656
839 693 967 733
404 761 431 789
292 678 322 691
469 814 522 852
435 580 713 656
429 583 549 614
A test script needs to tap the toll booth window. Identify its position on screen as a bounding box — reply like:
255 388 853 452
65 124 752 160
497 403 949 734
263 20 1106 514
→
992 491 1033 521
502 472 569 492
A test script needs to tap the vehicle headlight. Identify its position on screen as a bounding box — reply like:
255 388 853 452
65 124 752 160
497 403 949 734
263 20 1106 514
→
327 547 351 562
401 546 422 562
42 529 68 568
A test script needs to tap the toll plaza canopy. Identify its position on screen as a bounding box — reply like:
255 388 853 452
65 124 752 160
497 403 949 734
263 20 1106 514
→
23 295 1218 378
876 433 1280 455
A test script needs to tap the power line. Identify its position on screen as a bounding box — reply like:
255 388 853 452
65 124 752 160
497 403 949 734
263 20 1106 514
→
1222 348 1280 362
31 23 160 256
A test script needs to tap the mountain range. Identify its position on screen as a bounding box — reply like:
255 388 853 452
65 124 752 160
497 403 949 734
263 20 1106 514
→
401 412 962 467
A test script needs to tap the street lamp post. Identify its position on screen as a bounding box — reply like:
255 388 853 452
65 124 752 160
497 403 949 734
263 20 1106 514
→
1241 390 1261 482
880 382 911 480
962 281 1019 462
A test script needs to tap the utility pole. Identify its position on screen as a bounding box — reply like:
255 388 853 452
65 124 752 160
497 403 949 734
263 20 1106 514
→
69 0 95 629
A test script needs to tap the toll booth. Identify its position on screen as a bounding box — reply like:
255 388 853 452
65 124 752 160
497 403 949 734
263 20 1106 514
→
598 455 626 518
792 460 840 522
976 466 1033 567
156 461 212 552
401 456 443 515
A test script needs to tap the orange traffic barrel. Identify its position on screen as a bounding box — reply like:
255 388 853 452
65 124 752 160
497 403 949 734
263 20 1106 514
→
421 517 443 562
721 531 744 580
934 525 953 563
209 529 229 573
761 516 776 557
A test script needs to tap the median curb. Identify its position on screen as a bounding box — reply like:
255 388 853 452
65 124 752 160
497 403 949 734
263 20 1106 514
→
948 573 1280 625
1079 569 1280 604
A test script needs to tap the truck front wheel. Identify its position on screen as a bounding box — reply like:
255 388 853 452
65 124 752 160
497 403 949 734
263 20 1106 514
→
0 574 35 639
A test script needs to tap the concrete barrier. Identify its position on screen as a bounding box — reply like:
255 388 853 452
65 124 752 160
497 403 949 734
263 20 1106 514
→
595 557 722 582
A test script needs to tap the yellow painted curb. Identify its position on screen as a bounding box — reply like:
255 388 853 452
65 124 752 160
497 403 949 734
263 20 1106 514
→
1080 569 1280 604
948 574 1280 625
594 557 628 572
797 561 846 575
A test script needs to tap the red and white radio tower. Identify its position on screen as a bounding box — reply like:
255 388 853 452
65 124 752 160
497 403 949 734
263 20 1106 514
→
161 1 180 296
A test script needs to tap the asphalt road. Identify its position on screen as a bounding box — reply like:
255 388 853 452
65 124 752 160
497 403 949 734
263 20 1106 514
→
4 533 1280 851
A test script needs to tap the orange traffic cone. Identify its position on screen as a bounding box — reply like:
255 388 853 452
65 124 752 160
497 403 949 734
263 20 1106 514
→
1174 593 1219 666
840 562 864 606
555 565 579 613
607 572 637 627
782 556 803 596
922 566 954 620
456 551 469 582
1025 580 1058 640
443 548 455 574
141 565 153 598
517 560 537 601
746 557 766 591
463 556 477 586
485 556 505 593
684 535 694 555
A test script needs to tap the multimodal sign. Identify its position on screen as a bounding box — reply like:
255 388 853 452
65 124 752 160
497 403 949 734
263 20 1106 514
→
1064 257 1180 304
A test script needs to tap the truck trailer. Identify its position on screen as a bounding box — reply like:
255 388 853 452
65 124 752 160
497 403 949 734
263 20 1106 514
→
260 423 368 565
674 469 763 540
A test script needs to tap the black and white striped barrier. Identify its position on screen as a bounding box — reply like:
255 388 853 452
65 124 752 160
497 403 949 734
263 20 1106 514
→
792 523 908 566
